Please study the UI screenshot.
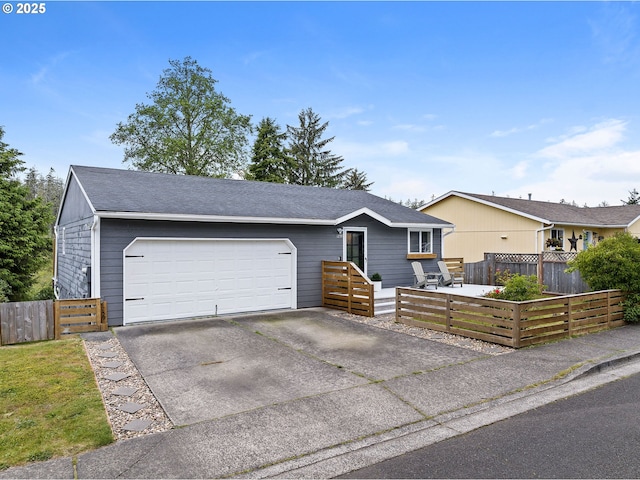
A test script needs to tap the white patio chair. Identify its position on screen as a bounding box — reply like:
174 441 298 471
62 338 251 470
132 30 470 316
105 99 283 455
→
411 262 439 289
437 260 464 287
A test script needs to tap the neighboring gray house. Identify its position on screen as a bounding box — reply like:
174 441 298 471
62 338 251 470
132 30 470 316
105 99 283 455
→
55 166 453 326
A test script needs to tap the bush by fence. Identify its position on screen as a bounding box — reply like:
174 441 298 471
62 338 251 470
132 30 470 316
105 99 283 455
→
0 298 107 345
465 252 589 294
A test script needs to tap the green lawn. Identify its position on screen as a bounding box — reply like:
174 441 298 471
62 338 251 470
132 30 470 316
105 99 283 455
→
0 337 114 470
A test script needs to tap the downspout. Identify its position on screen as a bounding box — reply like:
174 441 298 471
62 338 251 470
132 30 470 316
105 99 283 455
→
53 225 60 299
535 223 554 254
90 215 100 299
441 226 455 258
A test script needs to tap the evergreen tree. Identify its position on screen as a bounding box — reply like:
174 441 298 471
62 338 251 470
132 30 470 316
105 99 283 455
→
23 166 64 226
342 168 373 191
0 127 53 301
623 188 640 205
248 117 292 183
286 108 346 188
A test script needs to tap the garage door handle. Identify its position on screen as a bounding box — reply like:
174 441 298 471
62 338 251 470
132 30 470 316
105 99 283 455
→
125 298 145 301
278 287 292 290
125 255 145 258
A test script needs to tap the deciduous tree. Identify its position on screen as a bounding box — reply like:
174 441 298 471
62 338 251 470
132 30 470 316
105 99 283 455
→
110 57 252 177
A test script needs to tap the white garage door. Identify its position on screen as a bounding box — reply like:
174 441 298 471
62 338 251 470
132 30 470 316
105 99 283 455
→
123 238 296 324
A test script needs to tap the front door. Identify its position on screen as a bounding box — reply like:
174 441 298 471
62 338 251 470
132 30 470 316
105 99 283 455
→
344 228 367 274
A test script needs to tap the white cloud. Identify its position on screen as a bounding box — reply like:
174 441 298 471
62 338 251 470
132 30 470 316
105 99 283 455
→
537 119 626 159
332 138 410 160
328 106 366 120
506 119 640 206
490 118 553 138
31 52 72 86
510 161 528 179
392 123 427 133
589 3 639 65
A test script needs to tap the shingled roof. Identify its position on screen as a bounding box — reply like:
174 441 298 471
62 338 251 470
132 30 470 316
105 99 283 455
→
436 191 640 228
68 165 451 228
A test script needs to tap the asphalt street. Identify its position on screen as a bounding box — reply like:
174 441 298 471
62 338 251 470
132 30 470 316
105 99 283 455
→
342 369 640 479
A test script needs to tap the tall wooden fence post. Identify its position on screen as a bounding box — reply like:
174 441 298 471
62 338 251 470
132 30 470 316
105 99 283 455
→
537 253 544 288
486 253 495 285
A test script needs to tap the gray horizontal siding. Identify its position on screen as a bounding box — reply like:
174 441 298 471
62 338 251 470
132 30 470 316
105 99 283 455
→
56 217 93 299
99 218 443 326
346 215 442 287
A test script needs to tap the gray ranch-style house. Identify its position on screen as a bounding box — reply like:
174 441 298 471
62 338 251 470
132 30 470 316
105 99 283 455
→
55 166 453 327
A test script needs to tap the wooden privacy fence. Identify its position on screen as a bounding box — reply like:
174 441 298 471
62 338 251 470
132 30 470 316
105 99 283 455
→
322 261 374 317
465 252 589 294
0 298 107 345
396 288 626 348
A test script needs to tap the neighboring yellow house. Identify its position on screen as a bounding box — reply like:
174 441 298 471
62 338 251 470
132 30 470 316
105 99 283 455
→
421 191 640 262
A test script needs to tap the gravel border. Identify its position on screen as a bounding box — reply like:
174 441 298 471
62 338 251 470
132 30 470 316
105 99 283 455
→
328 311 514 356
83 337 173 441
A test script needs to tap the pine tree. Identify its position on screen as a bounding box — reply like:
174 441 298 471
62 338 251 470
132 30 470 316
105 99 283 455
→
342 168 373 191
286 108 346 188
248 117 292 183
622 188 640 205
0 127 53 301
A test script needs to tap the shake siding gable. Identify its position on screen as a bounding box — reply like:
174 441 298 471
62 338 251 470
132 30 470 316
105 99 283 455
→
56 176 95 299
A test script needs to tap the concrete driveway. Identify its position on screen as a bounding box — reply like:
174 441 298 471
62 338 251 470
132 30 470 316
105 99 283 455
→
115 309 483 426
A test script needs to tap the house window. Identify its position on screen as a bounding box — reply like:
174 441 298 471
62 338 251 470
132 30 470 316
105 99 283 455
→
408 229 432 254
551 229 564 243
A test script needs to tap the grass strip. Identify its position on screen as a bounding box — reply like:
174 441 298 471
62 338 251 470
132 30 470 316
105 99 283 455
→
0 336 113 470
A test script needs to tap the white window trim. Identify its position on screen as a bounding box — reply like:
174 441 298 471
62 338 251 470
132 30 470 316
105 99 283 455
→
551 228 565 241
408 228 433 254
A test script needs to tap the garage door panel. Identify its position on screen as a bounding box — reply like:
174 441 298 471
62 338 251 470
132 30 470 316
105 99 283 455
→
124 239 295 324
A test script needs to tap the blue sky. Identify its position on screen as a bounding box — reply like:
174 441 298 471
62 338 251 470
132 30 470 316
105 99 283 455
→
2 1 640 206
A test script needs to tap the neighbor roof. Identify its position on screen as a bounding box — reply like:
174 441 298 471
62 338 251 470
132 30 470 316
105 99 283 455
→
65 165 451 228
426 191 640 228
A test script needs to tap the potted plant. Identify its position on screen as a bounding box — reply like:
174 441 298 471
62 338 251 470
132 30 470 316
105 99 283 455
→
546 238 563 251
370 272 382 292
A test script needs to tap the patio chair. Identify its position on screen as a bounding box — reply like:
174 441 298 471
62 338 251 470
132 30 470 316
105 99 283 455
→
437 260 464 287
411 262 439 289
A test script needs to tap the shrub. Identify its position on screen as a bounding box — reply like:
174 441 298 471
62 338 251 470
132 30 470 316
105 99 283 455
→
485 274 546 301
494 268 512 286
567 232 640 322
